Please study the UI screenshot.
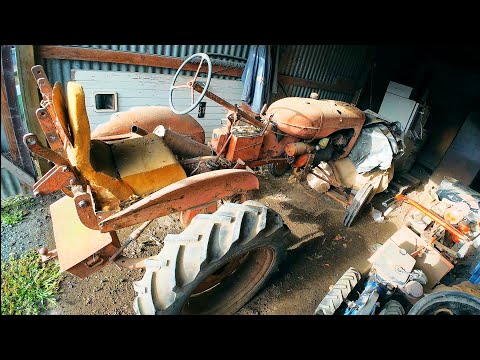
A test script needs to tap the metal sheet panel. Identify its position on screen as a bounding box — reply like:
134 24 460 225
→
273 45 369 103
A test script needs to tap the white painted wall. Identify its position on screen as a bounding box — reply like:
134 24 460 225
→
72 70 244 141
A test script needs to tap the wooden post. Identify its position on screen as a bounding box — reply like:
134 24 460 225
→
1 66 20 162
15 45 50 176
1 45 37 180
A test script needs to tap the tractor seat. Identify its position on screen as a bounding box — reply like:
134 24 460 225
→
64 81 187 211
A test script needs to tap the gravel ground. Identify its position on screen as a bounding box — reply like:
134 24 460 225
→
1 192 62 262
1 171 437 315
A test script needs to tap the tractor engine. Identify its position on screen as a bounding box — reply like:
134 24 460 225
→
266 97 366 162
210 125 264 162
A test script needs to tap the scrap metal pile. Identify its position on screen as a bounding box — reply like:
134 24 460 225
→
315 177 480 315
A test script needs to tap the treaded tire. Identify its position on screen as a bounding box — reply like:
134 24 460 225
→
133 200 291 315
343 183 374 227
268 162 290 177
314 267 361 315
407 291 480 315
379 300 405 315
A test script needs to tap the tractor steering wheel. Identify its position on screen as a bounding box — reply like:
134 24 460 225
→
169 53 212 115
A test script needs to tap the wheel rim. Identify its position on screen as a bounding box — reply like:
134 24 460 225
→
180 247 275 314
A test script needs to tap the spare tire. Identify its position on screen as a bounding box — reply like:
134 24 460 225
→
408 290 480 315
133 201 291 315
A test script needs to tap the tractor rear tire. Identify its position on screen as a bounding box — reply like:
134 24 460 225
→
133 201 291 315
314 267 362 315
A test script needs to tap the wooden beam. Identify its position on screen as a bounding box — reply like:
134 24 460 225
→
1 45 37 178
1 65 20 162
278 74 356 94
1 155 35 187
36 46 244 78
15 45 50 176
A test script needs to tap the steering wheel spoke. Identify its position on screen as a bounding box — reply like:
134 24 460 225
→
169 53 212 115
191 56 205 84
172 84 191 90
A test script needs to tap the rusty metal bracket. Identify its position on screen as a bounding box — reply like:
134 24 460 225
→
72 185 100 230
31 65 53 101
300 153 315 181
32 164 76 196
84 253 104 269
23 133 69 166
35 108 68 157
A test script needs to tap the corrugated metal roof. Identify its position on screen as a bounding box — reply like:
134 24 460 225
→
274 45 369 102
42 45 252 87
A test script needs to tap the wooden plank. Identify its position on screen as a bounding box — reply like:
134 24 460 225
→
1 45 36 178
37 46 244 78
1 155 35 187
1 65 20 161
278 74 356 94
15 45 50 176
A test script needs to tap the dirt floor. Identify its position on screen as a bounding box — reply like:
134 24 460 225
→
2 169 431 315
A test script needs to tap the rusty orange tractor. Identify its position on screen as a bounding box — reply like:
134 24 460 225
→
25 53 393 315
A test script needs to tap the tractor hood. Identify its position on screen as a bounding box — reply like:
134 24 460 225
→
266 97 365 140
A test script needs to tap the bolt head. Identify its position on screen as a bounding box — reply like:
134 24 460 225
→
78 200 89 208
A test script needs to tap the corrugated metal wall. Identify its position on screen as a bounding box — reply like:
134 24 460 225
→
1 168 24 198
41 45 252 87
1 121 25 198
275 45 369 102
40 45 369 103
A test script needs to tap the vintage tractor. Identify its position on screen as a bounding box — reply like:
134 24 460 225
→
25 64 292 315
93 53 402 227
25 53 399 315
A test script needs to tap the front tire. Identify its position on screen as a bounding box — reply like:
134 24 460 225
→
133 201 291 315
268 162 290 177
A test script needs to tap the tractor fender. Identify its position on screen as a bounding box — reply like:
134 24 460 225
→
98 169 259 232
91 106 205 144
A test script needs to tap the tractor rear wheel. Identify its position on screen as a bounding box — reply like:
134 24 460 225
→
133 201 291 315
